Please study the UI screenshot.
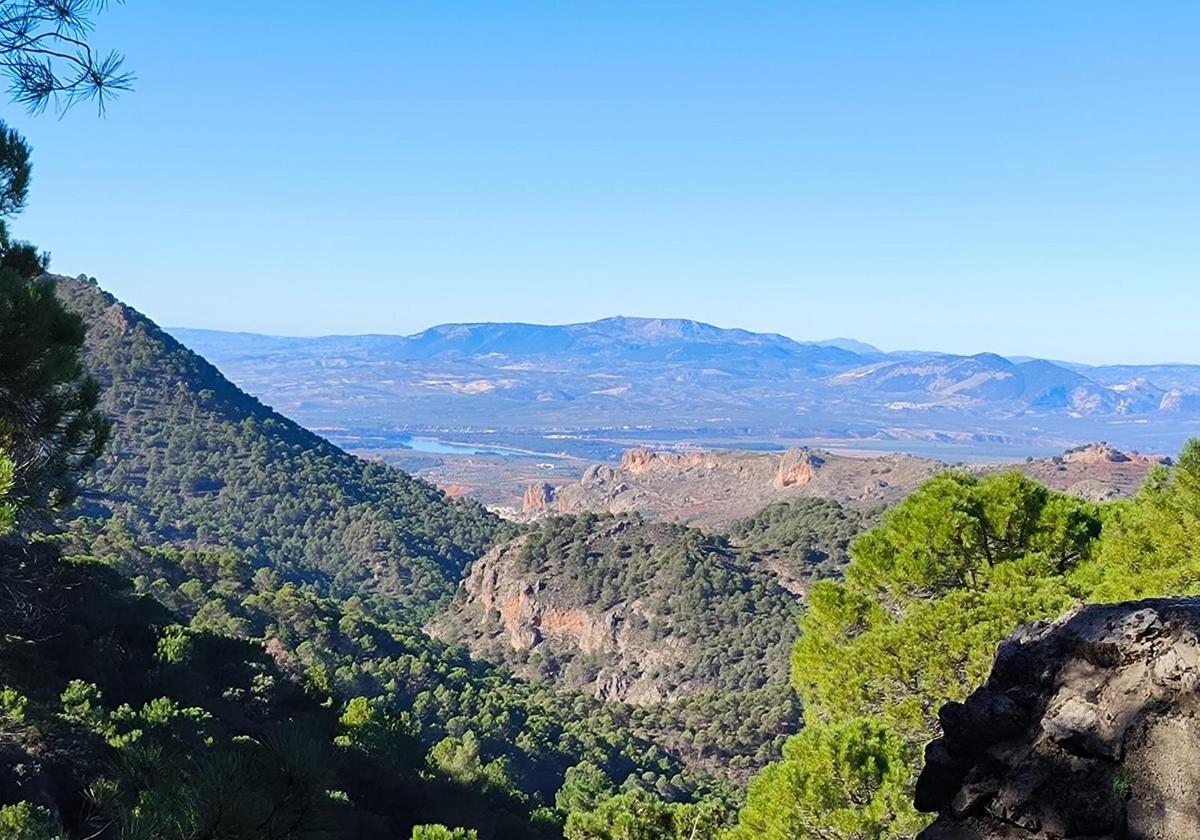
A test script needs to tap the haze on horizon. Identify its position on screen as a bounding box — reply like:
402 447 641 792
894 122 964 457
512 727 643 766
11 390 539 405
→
7 2 1198 366
165 315 1170 370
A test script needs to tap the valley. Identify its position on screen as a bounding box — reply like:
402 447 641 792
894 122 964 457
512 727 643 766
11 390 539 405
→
2 5 1196 837
171 320 1200 466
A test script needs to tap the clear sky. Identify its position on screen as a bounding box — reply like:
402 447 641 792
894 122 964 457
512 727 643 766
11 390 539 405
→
7 1 1198 364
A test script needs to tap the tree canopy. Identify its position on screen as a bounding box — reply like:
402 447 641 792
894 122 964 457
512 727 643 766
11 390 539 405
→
727 450 1200 840
0 123 109 524
0 0 132 113
729 470 1105 839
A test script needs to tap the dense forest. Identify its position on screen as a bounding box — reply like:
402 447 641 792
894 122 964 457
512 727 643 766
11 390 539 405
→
727 497 871 593
2 276 737 837
724 453 1200 839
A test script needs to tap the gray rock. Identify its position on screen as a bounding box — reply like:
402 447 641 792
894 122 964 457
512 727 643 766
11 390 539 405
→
917 598 1200 840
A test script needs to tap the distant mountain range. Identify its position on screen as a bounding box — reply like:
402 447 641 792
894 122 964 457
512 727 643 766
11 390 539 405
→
169 317 1200 458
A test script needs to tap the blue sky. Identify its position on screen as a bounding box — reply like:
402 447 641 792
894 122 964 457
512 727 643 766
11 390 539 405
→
7 1 1198 363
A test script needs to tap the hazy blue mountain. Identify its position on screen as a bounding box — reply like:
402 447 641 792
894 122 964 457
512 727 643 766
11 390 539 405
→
1072 363 1200 391
166 318 1200 458
810 337 884 356
174 317 864 368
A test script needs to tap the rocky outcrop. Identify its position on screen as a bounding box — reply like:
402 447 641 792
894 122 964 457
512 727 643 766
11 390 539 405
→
620 448 718 475
620 448 667 474
522 481 557 513
775 448 825 488
539 447 945 528
519 443 1166 529
1010 444 1168 501
1161 390 1200 413
916 599 1200 840
1061 442 1131 464
429 516 799 706
429 528 680 705
465 546 622 654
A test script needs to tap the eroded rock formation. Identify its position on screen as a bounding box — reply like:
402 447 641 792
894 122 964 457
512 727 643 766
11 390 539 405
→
522 481 557 513
517 443 1161 528
535 447 944 528
917 598 1200 840
774 448 825 488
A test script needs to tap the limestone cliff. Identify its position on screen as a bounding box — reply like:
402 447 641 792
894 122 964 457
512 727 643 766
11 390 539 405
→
917 598 1200 840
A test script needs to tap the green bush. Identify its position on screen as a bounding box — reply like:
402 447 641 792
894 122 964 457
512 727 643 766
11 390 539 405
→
0 687 29 725
0 802 64 840
411 826 479 840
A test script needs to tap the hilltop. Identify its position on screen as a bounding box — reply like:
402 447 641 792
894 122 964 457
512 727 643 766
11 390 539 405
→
429 500 866 781
514 443 1163 529
431 513 801 705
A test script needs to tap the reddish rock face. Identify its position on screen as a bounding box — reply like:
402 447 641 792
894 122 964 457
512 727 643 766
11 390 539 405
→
543 447 946 528
524 442 1163 530
620 448 660 473
522 482 556 512
618 448 724 476
621 448 685 473
775 449 825 489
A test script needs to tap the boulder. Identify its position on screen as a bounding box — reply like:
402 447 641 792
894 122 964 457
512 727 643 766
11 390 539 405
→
917 599 1200 840
775 448 825 489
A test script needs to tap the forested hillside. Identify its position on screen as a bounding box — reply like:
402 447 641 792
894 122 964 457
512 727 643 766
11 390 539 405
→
25 272 1200 840
727 497 870 593
1 272 738 838
436 500 866 706
2 3 1195 837
55 276 508 614
0 539 554 838
62 523 728 803
432 513 809 782
435 513 800 703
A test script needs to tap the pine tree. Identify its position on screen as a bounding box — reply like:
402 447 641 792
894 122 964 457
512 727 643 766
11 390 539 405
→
0 121 109 524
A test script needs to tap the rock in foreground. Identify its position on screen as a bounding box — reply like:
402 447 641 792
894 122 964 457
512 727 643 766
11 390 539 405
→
916 598 1200 840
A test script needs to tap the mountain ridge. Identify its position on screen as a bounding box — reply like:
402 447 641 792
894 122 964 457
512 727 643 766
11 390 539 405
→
172 316 851 349
166 316 1200 459
54 274 508 614
169 318 1199 369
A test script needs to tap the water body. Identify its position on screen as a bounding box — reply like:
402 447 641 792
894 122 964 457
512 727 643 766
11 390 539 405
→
404 437 525 457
